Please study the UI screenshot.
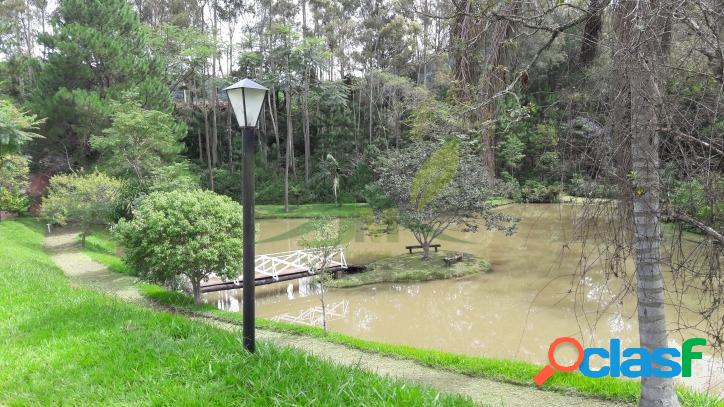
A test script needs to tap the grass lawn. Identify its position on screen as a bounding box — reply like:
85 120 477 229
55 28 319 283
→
327 251 491 288
255 202 371 218
139 285 724 407
83 229 131 275
83 230 723 407
0 219 471 406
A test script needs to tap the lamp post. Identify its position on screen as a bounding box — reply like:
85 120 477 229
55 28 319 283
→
224 78 269 353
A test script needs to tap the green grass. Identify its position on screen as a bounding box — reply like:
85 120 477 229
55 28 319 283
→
328 251 490 288
82 229 132 275
0 218 471 406
139 283 724 407
82 224 724 407
255 202 371 218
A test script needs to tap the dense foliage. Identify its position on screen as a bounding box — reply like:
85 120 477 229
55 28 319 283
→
114 190 244 304
41 172 124 245
91 100 197 198
0 154 30 213
0 99 42 158
373 139 516 258
27 0 170 168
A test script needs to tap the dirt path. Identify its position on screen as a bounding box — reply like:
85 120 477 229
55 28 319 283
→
44 231 632 407
44 231 145 303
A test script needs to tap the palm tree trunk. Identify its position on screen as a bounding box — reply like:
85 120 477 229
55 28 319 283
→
618 0 680 404
630 85 679 407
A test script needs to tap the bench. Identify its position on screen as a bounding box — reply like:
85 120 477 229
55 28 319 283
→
405 244 441 254
443 253 463 267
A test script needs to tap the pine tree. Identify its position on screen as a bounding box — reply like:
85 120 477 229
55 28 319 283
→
30 0 171 167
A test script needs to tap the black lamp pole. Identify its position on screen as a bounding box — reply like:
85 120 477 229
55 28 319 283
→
241 92 256 353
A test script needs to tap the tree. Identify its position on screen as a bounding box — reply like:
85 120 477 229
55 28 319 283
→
298 216 346 332
0 154 30 214
610 0 679 405
114 190 243 304
31 0 171 166
90 100 194 193
0 99 42 158
41 172 124 246
372 139 516 259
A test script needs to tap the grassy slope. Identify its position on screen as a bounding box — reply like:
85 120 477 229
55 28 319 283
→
0 219 470 406
84 230 131 274
328 251 490 288
83 230 724 407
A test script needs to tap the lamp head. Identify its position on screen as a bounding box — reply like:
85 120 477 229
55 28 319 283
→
224 78 269 128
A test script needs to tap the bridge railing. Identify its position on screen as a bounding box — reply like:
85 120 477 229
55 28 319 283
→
254 247 347 281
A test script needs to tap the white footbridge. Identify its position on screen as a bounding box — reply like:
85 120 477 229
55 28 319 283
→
201 247 348 293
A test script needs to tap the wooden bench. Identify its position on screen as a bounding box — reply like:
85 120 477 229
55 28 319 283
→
443 253 463 267
405 244 441 254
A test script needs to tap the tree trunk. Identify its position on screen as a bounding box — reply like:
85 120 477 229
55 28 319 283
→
421 241 430 260
268 90 280 161
191 279 202 305
284 88 293 212
368 74 373 145
211 1 219 167
319 279 327 332
579 0 607 66
204 105 214 191
630 80 680 407
478 2 519 179
303 74 311 184
615 1 680 405
301 0 311 184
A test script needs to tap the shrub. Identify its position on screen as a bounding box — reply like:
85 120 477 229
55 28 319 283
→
520 180 560 203
498 171 522 202
41 172 124 245
567 174 615 199
0 154 30 214
670 177 723 232
114 190 244 304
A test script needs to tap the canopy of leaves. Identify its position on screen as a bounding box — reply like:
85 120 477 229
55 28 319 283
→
373 140 516 256
0 154 30 213
411 138 460 210
30 0 170 166
0 99 43 157
113 190 243 302
41 172 124 232
91 100 191 191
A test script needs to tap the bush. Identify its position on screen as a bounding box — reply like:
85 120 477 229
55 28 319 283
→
41 172 124 245
520 180 560 203
498 171 522 202
114 190 244 304
0 155 30 214
670 178 724 232
567 174 615 199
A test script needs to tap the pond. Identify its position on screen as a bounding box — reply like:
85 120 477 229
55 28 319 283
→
203 203 723 395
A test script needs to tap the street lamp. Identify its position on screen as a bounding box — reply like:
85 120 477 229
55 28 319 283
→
224 78 269 353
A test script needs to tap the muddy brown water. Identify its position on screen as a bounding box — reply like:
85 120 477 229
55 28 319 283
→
204 204 723 395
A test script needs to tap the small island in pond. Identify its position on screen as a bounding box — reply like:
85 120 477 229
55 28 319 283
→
328 251 491 288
